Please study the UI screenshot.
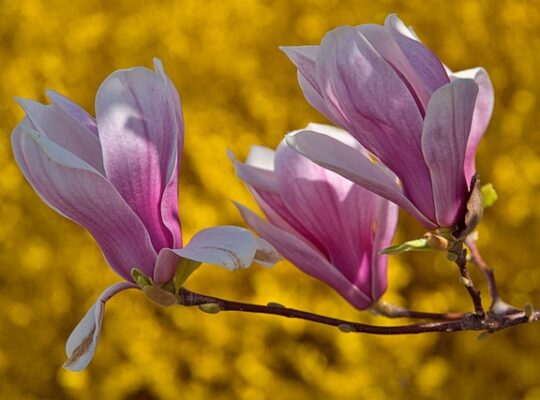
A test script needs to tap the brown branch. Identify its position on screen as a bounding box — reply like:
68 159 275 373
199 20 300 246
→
465 237 521 315
449 243 485 318
177 288 536 336
465 236 511 310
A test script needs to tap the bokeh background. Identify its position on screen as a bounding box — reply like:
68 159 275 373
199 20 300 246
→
1 0 540 398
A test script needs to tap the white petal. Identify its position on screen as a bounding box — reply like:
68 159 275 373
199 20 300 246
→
171 226 264 270
245 145 276 171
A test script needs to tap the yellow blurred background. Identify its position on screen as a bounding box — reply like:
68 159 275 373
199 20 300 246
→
1 0 540 398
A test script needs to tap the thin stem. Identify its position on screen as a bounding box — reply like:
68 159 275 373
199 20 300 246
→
178 288 535 336
451 243 485 318
465 236 500 304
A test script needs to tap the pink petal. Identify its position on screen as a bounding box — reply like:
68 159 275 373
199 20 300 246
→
384 14 450 94
316 26 436 221
46 89 99 137
170 226 263 271
297 73 337 122
229 147 297 233
16 98 104 173
279 46 321 95
96 63 180 252
153 247 182 284
286 129 438 229
421 79 479 227
280 47 339 121
250 190 312 242
12 124 157 280
230 147 326 249
383 13 418 40
64 282 137 371
153 59 184 249
371 196 399 299
228 148 279 193
452 67 494 183
235 203 375 309
358 23 431 112
275 144 381 291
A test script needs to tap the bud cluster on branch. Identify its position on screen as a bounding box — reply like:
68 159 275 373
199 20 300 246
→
10 13 536 372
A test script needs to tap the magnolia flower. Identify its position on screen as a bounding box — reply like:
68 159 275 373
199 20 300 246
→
282 14 494 230
12 59 278 371
230 124 398 309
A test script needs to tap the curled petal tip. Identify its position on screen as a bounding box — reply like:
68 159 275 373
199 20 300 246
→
153 57 165 75
254 238 282 267
64 302 101 372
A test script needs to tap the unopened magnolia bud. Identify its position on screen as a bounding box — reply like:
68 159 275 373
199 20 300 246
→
337 324 355 333
424 233 449 250
199 303 221 314
447 252 458 262
459 276 472 287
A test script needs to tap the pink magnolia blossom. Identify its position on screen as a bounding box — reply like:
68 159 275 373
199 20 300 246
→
282 14 494 230
231 124 398 309
12 59 278 371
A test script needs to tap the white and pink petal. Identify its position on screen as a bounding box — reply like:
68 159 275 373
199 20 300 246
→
286 129 438 229
452 67 494 183
421 78 478 227
16 98 104 173
235 203 377 309
96 64 179 252
64 282 138 371
12 124 157 280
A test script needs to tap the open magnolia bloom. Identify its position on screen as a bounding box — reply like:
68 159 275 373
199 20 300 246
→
282 14 494 231
11 59 279 371
230 124 398 310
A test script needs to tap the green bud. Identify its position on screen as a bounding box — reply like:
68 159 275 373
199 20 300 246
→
337 324 355 333
447 252 458 262
131 268 152 288
199 303 221 314
424 233 450 250
481 183 498 209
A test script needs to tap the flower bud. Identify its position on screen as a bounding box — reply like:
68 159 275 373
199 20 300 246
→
199 303 221 314
424 233 450 250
